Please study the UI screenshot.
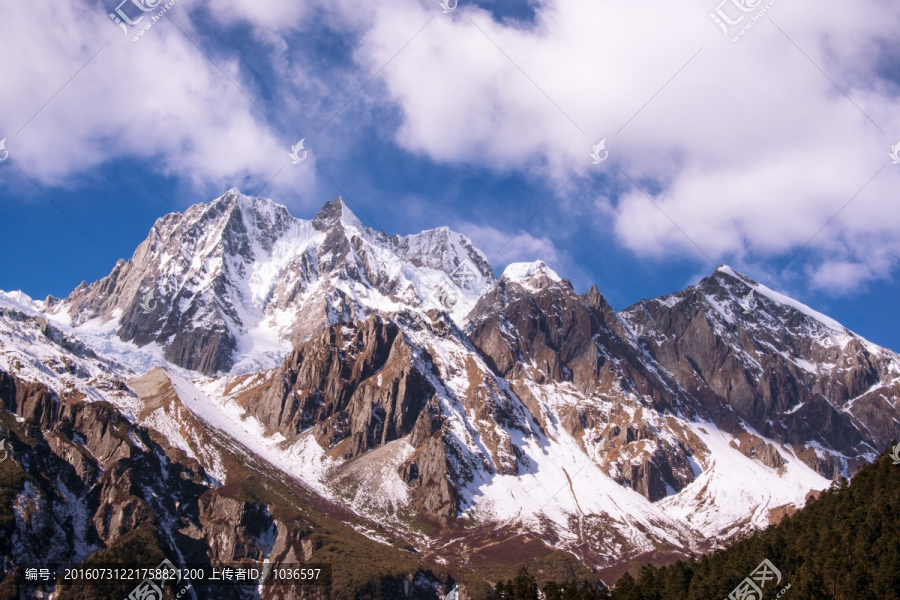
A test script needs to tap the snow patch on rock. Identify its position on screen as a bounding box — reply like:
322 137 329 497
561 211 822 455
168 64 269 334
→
502 261 561 284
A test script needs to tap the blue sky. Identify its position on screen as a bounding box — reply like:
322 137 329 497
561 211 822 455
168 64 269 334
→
1 0 900 350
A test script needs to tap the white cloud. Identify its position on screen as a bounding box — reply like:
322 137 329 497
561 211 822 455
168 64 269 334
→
0 0 314 197
340 0 900 292
460 222 563 266
809 261 876 292
3 0 900 294
203 0 312 33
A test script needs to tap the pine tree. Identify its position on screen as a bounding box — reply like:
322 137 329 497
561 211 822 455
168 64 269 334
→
511 567 539 600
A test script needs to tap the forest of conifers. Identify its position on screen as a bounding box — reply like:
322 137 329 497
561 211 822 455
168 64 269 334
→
492 446 900 600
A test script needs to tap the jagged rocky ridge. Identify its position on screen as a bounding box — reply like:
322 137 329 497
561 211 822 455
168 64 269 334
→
618 267 900 478
1 190 899 598
0 365 272 598
52 190 493 376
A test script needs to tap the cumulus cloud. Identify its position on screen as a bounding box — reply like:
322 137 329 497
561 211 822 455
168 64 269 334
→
3 0 899 293
343 0 900 292
203 0 312 33
0 0 314 196
461 222 563 266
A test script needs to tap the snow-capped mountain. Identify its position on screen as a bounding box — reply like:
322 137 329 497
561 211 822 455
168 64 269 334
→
1 190 899 598
49 190 493 375
619 266 900 478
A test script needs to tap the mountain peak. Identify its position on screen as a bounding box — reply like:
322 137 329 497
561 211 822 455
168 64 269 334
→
216 187 248 208
206 188 278 217
700 264 856 340
502 261 561 283
499 261 563 293
584 283 605 310
715 264 755 283
313 197 363 231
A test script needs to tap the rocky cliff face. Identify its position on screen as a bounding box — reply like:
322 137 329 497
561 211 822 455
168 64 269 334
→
619 266 900 478
467 263 680 406
464 263 699 501
234 313 532 525
249 316 434 458
0 366 273 595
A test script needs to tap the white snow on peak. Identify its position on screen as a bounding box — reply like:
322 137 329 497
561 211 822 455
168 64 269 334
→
0 290 37 309
502 261 561 283
332 197 364 230
51 189 500 372
716 265 848 334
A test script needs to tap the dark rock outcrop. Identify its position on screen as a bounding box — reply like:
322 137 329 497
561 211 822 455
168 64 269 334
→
467 270 682 411
248 316 435 458
619 268 900 476
0 368 280 596
729 435 785 471
464 267 699 500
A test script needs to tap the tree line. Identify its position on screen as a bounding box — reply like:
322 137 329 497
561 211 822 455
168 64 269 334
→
491 446 900 600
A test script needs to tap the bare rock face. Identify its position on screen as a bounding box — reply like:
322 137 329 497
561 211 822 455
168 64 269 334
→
619 267 900 477
464 266 699 500
240 315 470 524
395 396 461 521
592 418 697 501
407 432 459 522
467 272 681 411
0 370 60 429
729 435 785 471
198 492 275 563
0 367 279 590
248 316 435 458
467 275 604 392
91 463 156 546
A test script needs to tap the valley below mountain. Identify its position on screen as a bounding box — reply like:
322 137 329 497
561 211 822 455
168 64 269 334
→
1 189 898 599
